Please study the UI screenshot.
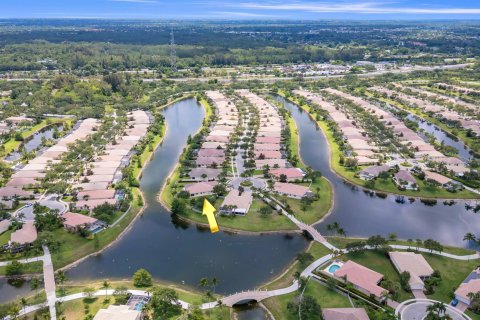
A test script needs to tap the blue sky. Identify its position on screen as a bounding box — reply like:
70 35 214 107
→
1 0 480 19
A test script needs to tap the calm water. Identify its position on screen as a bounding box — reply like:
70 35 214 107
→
406 114 471 161
5 124 64 162
274 96 480 247
64 99 308 293
2 96 480 305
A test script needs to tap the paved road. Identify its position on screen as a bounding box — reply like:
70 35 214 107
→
42 245 57 320
397 299 471 320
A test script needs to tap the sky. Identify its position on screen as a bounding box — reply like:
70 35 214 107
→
1 0 480 20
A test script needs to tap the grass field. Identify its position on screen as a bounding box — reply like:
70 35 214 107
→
325 236 476 256
263 279 351 320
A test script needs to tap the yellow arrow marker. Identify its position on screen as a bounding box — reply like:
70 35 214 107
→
202 198 219 233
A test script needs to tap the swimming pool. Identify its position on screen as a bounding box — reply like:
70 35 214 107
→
90 226 104 235
328 264 341 273
134 302 144 311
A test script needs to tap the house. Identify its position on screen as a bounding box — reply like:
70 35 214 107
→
270 168 305 181
196 156 225 167
333 260 387 299
389 251 434 291
10 222 38 245
358 165 390 180
455 271 480 307
393 170 418 190
77 190 116 201
322 308 370 320
93 305 141 320
184 182 217 197
220 190 253 215
188 168 221 181
197 149 225 158
255 159 288 170
273 183 314 199
0 219 11 234
0 187 33 199
255 150 282 159
74 198 117 212
423 171 458 189
62 212 100 232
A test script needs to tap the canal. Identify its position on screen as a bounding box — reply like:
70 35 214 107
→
65 98 308 294
275 96 480 247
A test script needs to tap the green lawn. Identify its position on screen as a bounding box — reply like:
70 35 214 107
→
325 237 476 256
263 279 351 320
342 250 414 302
282 92 479 199
276 179 332 225
423 253 479 303
0 261 43 275
262 242 332 291
174 197 298 232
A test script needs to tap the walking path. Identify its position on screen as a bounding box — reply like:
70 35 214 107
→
42 245 57 320
389 245 480 260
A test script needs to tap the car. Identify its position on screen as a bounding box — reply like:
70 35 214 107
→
451 299 458 307
25 202 33 207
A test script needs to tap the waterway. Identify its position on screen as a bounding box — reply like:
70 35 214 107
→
5 124 64 162
275 96 480 247
64 98 308 294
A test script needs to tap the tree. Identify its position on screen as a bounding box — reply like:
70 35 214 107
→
198 277 210 290
211 277 219 294
296 252 314 267
102 281 110 298
259 206 273 216
279 174 288 182
463 233 476 243
55 270 67 296
171 198 186 215
84 287 96 299
150 288 182 319
31 276 40 297
6 260 23 276
133 268 152 287
20 297 27 316
8 303 20 320
287 295 321 320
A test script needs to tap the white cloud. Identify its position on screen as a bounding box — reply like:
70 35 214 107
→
232 1 480 14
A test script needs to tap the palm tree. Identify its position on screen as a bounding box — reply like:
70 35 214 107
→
20 298 27 316
211 277 219 294
102 281 110 298
8 303 20 320
463 233 476 243
55 270 67 296
31 276 40 297
198 278 210 291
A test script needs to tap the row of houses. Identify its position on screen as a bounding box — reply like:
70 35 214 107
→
327 88 468 179
372 84 480 145
0 115 35 135
294 89 381 166
0 118 100 201
72 110 151 212
236 90 313 199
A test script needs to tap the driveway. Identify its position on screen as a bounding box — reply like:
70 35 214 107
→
399 301 469 320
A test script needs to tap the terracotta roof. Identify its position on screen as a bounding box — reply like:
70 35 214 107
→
394 170 416 184
77 189 116 200
455 279 480 302
424 171 452 185
334 260 387 298
270 168 305 179
274 183 312 198
184 181 217 195
10 222 37 245
62 212 98 228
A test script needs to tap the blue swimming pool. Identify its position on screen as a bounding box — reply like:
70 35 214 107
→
134 303 144 311
328 264 341 273
90 226 104 235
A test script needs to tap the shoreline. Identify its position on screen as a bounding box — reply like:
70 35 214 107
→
57 97 185 272
280 92 479 201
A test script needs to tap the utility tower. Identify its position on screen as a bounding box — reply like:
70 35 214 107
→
170 26 177 73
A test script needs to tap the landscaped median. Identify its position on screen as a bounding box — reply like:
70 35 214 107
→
279 90 479 199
